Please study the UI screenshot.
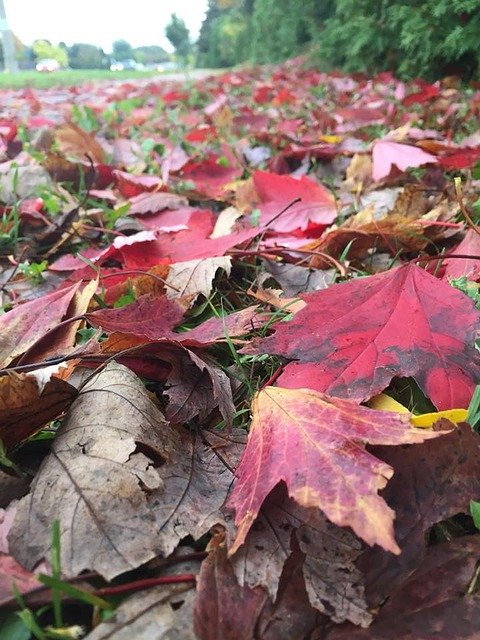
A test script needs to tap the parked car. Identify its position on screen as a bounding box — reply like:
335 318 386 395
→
110 59 144 72
35 58 61 72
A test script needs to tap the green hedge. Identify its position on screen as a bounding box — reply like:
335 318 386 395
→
197 0 480 79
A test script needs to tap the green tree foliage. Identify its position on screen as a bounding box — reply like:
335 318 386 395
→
165 14 192 62
69 43 106 69
32 39 68 67
317 0 480 79
250 0 329 64
133 45 169 65
112 39 134 61
196 0 480 80
197 0 252 68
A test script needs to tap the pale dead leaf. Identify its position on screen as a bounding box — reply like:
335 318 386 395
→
9 362 236 578
8 363 169 579
85 584 196 640
210 206 243 238
166 257 232 305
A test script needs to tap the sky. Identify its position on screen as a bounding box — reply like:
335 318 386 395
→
4 0 208 53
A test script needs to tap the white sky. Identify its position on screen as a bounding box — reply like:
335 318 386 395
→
4 0 208 52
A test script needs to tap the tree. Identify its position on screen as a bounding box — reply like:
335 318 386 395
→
165 13 192 62
251 0 328 64
112 39 134 61
32 39 68 67
69 43 105 69
0 0 17 72
133 45 169 65
318 0 480 79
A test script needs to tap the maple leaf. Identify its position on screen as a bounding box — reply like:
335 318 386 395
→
227 386 444 557
249 263 480 410
0 282 82 368
372 140 437 181
253 170 336 232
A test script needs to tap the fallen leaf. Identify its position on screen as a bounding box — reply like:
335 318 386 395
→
85 584 196 640
357 422 480 606
0 368 77 449
128 190 188 215
165 256 232 304
443 229 480 280
194 544 268 640
250 263 480 410
8 362 169 579
372 140 437 182
263 261 336 297
210 206 243 238
54 122 105 164
231 484 371 626
253 170 337 232
195 537 325 640
325 537 480 639
0 282 81 368
88 297 259 347
227 386 444 556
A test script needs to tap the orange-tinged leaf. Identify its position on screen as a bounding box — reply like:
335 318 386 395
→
228 386 449 556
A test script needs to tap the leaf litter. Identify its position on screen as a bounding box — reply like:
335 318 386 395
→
0 61 480 638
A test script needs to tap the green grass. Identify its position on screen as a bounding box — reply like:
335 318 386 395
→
0 68 163 89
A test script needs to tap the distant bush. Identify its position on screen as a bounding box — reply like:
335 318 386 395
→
196 0 480 79
316 0 480 79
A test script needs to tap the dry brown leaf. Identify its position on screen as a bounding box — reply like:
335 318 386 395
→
344 154 372 191
9 362 237 578
54 122 105 164
0 367 77 449
247 286 306 314
230 485 371 626
165 257 232 305
8 362 168 579
85 584 196 640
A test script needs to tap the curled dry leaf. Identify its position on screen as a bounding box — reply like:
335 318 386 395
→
227 386 447 556
54 122 105 164
9 362 237 578
0 368 77 449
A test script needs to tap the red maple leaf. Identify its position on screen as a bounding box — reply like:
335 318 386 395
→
247 263 480 409
253 170 337 233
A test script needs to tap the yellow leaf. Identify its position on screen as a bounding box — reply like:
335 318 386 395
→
369 393 467 428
